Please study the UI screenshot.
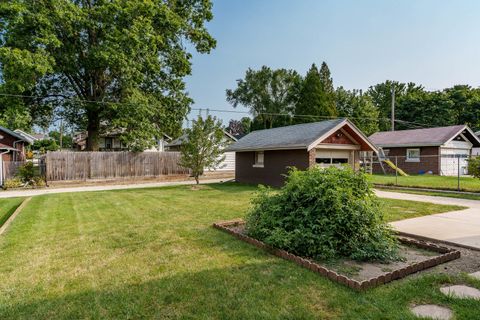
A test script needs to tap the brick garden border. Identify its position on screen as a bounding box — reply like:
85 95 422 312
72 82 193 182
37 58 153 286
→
213 219 461 291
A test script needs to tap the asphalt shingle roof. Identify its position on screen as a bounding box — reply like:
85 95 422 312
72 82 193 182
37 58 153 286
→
369 125 472 147
226 118 346 152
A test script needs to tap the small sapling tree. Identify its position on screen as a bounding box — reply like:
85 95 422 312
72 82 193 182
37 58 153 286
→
180 115 227 184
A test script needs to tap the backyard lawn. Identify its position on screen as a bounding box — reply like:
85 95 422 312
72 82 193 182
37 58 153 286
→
0 197 24 227
0 183 477 319
368 174 480 192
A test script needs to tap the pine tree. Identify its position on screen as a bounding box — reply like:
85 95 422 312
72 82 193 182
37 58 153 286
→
319 62 338 117
294 64 322 123
295 63 337 123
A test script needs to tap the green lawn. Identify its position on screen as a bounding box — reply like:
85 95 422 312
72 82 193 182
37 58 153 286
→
0 183 478 319
368 174 480 192
380 198 465 222
0 197 24 227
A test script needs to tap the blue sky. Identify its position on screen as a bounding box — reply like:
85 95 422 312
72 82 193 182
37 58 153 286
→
184 0 480 123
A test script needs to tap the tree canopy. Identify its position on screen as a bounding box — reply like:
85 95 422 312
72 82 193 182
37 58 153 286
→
0 0 216 150
179 115 227 184
226 66 301 129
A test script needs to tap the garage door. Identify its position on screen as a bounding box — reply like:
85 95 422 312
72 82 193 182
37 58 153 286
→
315 150 352 168
440 149 469 176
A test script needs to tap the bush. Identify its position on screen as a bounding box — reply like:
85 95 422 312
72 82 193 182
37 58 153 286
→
468 157 480 178
3 178 22 189
245 166 399 262
16 162 36 183
13 162 45 188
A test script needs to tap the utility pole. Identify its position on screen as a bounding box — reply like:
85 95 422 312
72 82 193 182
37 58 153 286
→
59 119 64 149
391 85 395 131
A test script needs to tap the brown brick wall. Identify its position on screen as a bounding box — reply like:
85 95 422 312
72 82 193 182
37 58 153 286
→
373 146 440 175
235 149 310 187
0 130 26 161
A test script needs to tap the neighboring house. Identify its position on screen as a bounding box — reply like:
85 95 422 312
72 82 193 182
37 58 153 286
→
0 126 31 161
14 129 51 145
473 131 480 156
74 130 171 152
166 131 237 171
226 118 377 186
369 125 480 176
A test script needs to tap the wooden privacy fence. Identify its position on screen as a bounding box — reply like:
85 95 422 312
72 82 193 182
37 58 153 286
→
43 151 190 181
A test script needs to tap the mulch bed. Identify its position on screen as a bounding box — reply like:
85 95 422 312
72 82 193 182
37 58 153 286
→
213 219 461 291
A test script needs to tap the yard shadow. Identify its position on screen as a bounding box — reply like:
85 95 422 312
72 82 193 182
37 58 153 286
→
0 262 344 320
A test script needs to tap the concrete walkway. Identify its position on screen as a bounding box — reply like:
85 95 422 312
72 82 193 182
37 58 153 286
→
0 178 228 199
375 190 480 249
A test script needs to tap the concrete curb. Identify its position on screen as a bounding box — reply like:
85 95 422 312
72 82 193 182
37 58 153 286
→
0 197 32 235
374 184 480 196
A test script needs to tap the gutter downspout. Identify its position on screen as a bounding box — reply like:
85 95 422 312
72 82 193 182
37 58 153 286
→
12 140 24 162
0 150 10 187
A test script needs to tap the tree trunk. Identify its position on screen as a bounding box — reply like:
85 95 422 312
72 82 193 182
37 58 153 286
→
86 112 100 151
195 174 199 184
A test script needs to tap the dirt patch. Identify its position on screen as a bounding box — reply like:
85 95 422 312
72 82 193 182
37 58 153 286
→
323 244 440 281
228 222 458 282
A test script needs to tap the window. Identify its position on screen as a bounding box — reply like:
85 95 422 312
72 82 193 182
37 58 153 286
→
315 158 331 164
332 158 349 164
406 148 420 162
253 151 264 167
105 137 113 150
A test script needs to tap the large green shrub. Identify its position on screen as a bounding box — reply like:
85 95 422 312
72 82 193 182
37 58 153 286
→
245 166 399 262
468 157 480 178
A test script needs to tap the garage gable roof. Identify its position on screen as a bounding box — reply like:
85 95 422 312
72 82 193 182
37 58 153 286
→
226 118 377 152
369 125 480 148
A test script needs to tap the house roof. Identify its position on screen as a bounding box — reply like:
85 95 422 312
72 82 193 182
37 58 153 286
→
369 125 480 148
226 118 377 152
0 126 30 144
167 130 237 147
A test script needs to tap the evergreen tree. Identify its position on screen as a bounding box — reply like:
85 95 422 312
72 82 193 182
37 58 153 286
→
294 64 322 123
319 62 337 117
295 63 337 124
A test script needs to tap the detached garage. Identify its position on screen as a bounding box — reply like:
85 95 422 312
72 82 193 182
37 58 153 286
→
369 125 480 176
226 118 378 186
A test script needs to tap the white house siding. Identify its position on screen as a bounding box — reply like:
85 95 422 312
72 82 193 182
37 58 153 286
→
212 151 235 171
440 139 472 176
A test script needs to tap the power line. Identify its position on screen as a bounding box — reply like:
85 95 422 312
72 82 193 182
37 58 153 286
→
0 92 436 128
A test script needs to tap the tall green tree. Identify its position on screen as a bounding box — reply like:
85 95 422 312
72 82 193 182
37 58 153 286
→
396 90 454 129
444 85 480 130
319 62 337 117
366 81 423 130
226 66 301 129
179 115 227 184
294 63 337 124
0 0 216 150
335 87 379 135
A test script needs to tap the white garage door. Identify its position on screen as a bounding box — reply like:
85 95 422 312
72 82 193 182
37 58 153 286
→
315 150 352 168
440 149 469 176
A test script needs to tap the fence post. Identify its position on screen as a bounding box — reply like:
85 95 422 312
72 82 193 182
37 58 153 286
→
457 154 460 192
395 156 398 186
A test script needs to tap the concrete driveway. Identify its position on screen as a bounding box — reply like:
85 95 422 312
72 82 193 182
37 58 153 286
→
375 190 480 250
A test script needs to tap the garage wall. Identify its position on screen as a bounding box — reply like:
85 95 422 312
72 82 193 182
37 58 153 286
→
372 147 440 175
235 149 309 186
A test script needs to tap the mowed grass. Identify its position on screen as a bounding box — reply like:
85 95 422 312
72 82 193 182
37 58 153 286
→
368 174 480 192
0 183 478 319
0 197 24 227
380 198 466 222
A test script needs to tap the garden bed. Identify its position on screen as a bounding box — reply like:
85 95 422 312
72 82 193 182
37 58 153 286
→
213 219 461 291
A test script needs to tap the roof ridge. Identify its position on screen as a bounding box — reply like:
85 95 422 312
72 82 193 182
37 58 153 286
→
245 118 346 134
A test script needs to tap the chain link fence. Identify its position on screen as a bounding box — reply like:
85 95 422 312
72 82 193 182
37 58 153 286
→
360 153 480 192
